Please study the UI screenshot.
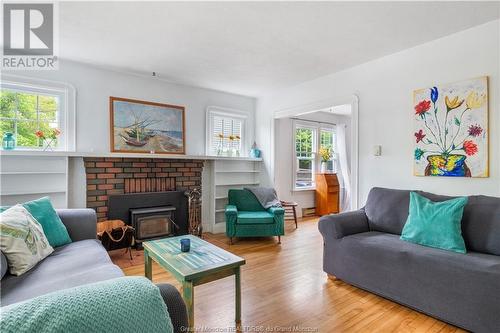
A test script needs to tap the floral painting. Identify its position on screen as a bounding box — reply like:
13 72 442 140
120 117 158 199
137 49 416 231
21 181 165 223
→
110 97 185 154
413 77 488 177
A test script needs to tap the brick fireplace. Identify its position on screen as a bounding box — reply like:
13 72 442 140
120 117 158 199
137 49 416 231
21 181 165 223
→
84 157 204 221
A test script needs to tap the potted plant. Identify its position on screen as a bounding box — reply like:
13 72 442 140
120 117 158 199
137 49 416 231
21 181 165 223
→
35 128 61 151
414 87 486 177
319 146 333 173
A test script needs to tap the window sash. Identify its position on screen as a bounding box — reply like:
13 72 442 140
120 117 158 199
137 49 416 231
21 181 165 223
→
319 128 336 172
293 122 337 190
212 116 243 153
1 87 64 149
294 125 317 189
206 107 247 156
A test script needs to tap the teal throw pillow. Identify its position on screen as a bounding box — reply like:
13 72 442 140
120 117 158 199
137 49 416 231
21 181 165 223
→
400 192 467 254
1 197 71 247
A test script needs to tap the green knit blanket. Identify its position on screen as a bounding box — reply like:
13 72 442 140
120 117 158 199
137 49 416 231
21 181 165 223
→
0 277 173 333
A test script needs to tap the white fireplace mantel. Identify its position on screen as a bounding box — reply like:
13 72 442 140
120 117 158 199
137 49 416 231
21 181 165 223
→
0 150 262 162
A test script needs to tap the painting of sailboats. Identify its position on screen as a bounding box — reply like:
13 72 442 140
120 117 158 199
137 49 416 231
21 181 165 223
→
110 97 185 154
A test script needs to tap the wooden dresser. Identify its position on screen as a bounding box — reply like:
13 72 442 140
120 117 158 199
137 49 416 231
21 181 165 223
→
315 173 340 216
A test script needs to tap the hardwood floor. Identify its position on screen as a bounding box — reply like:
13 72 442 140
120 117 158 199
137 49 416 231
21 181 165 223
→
110 218 465 333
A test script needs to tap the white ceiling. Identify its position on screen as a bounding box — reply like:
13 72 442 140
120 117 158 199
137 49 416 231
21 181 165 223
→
60 2 500 97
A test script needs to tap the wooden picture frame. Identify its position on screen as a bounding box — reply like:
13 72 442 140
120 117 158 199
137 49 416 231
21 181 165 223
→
109 97 186 154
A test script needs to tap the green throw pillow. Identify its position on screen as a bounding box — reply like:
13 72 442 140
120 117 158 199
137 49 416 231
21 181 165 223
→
1 197 71 247
400 192 467 254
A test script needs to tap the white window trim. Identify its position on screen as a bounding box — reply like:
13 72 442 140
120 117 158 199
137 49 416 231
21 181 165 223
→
292 120 337 191
206 106 248 156
1 74 76 152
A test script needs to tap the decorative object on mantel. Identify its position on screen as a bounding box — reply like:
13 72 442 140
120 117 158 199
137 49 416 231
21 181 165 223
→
2 132 16 150
413 77 488 177
319 146 333 173
109 96 185 155
215 133 241 157
186 188 202 237
34 128 60 151
216 133 225 156
250 141 261 158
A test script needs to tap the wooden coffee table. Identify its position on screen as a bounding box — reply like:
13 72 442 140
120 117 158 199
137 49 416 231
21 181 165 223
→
143 235 245 329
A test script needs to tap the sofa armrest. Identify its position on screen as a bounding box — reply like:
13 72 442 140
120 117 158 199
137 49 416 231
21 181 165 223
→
56 209 97 242
318 209 369 240
268 206 284 216
225 205 238 215
156 283 188 333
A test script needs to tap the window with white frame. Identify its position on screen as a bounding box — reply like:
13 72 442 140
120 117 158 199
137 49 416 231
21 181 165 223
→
320 127 336 173
295 124 317 188
206 107 247 156
1 79 73 151
294 121 337 190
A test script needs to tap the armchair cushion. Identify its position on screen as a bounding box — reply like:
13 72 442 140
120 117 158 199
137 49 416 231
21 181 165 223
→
228 189 265 211
237 211 274 224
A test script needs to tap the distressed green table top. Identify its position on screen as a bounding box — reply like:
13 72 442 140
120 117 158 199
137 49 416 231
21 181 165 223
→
143 235 245 281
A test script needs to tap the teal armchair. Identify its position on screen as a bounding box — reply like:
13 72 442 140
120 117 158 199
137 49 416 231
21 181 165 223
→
225 189 285 244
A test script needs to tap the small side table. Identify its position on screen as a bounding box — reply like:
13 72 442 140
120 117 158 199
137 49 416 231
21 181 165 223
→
280 201 298 229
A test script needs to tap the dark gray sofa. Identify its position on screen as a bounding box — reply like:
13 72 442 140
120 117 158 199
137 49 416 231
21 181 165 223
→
318 187 500 333
0 209 188 333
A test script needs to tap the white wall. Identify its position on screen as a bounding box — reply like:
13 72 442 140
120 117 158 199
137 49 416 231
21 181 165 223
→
4 60 256 208
274 112 351 216
5 60 256 155
257 20 500 206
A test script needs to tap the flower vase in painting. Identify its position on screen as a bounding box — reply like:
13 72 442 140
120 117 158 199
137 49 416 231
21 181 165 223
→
413 77 488 178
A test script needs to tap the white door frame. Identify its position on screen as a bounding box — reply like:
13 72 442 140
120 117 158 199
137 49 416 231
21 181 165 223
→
271 94 359 210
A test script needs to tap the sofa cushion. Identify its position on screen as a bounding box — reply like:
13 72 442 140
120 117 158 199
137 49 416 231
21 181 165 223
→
364 187 411 235
2 198 72 247
0 205 54 276
24 197 72 247
1 251 7 279
328 231 500 333
365 187 500 255
400 192 467 253
228 189 265 211
420 192 500 256
461 195 500 255
237 211 274 224
0 239 123 306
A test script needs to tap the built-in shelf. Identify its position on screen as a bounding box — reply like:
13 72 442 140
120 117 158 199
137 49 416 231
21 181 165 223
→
0 150 262 162
215 170 260 173
0 171 66 175
1 189 67 196
207 158 262 234
0 154 69 208
215 181 260 186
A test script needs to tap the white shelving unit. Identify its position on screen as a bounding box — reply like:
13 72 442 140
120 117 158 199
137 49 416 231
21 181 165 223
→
206 158 262 234
0 155 69 208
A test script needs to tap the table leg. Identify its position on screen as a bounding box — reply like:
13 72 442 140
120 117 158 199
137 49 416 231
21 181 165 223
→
235 267 241 325
144 250 152 281
182 281 194 329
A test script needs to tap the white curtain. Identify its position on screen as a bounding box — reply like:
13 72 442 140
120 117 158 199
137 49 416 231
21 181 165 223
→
336 124 351 211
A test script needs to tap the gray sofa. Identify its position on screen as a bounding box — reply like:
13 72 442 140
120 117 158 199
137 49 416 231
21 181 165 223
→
0 209 188 333
318 187 500 333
